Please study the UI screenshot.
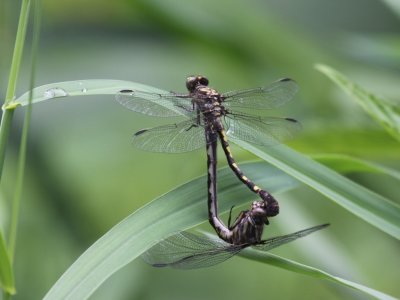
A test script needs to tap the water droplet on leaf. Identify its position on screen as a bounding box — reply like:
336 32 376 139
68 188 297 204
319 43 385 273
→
43 88 68 99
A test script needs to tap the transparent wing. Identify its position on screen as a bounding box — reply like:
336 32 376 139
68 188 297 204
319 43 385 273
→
116 90 194 117
141 231 243 269
132 119 211 153
222 78 298 112
224 113 301 147
254 224 329 252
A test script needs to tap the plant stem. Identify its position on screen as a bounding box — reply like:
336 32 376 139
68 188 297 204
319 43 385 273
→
0 0 31 183
8 0 40 265
0 109 14 181
0 0 32 298
4 0 31 105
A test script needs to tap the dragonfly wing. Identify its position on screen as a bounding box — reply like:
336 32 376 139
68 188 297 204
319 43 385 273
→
254 224 329 252
224 114 301 147
133 119 209 153
222 78 298 111
142 231 243 269
116 90 193 117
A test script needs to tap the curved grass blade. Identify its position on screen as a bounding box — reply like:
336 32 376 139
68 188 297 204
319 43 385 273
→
9 80 171 108
234 141 400 239
240 249 397 300
316 64 400 142
312 153 400 181
43 162 299 300
380 0 400 18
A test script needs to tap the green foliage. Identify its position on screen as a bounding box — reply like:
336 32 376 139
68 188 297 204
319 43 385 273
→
0 232 15 295
313 153 400 180
234 142 400 239
1 1 399 300
43 163 299 299
12 80 169 107
316 64 400 142
240 249 398 300
43 162 395 300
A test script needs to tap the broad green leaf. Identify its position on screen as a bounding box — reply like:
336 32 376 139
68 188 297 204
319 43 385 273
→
316 64 400 142
312 153 400 181
44 162 300 300
240 249 397 300
9 80 169 108
0 231 15 295
234 141 400 239
196 229 397 299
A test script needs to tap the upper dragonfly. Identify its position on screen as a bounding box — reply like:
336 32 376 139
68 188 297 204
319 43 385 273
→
116 76 300 218
116 75 300 153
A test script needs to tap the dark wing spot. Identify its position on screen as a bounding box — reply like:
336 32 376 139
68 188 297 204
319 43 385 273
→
120 89 133 93
279 78 293 82
134 129 149 136
285 117 298 123
152 263 168 268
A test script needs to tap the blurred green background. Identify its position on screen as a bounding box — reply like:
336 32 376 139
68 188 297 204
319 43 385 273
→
1 0 399 299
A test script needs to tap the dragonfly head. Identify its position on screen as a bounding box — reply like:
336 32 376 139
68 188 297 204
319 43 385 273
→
250 200 268 222
186 75 209 92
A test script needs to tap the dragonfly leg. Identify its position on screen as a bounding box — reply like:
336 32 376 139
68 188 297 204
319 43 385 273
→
227 205 235 228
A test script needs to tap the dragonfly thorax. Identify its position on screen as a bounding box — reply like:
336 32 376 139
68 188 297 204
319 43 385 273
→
229 200 268 245
250 200 269 220
192 85 224 120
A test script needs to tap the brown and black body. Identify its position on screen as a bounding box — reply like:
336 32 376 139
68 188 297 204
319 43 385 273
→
188 77 280 213
186 76 279 235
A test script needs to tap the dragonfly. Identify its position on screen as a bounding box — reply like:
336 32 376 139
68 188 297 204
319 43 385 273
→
143 166 328 269
142 219 329 269
116 76 300 224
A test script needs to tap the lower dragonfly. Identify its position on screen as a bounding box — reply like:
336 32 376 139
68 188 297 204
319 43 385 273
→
142 199 329 269
143 141 329 268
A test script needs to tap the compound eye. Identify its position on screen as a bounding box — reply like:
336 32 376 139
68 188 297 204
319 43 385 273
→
198 76 209 86
186 76 197 91
186 75 209 91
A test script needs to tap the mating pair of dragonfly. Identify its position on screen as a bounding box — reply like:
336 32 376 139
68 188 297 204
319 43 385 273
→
116 75 328 269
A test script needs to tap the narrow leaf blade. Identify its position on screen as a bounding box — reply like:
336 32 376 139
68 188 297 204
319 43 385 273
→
312 153 400 181
11 80 170 107
316 64 400 142
0 231 15 294
233 141 400 239
240 249 397 300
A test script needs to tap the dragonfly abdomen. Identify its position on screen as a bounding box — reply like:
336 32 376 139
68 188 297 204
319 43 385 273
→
217 128 279 217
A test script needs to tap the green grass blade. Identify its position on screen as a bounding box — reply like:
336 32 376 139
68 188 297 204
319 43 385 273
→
0 231 15 295
44 162 299 300
0 0 30 182
0 110 15 183
10 80 169 107
312 153 400 181
233 141 400 239
3 0 30 106
316 64 400 142
8 0 41 266
240 249 397 300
